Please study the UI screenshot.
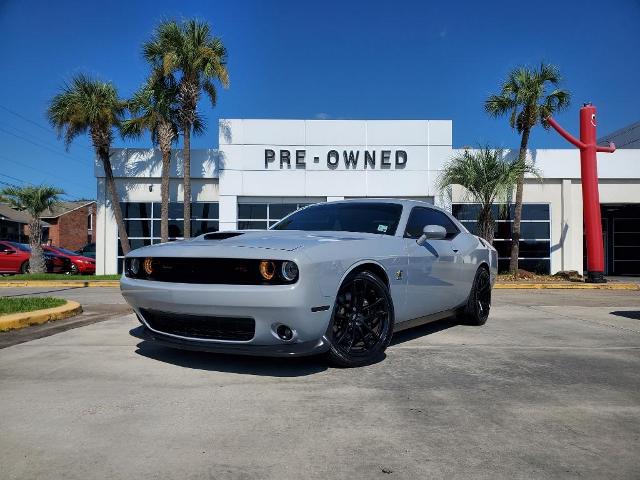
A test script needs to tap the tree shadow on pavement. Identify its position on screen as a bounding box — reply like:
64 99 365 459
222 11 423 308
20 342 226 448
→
610 310 640 320
133 338 328 377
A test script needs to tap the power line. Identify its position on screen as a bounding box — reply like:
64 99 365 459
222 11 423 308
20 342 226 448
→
0 126 89 166
0 154 94 199
0 104 95 154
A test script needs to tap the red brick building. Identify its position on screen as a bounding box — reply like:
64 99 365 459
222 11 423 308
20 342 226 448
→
41 201 95 251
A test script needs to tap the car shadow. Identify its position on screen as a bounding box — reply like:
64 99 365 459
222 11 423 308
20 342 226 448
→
133 336 328 377
131 317 459 376
390 316 460 346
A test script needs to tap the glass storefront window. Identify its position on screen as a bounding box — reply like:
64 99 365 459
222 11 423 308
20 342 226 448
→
453 202 551 274
237 202 316 230
117 202 219 271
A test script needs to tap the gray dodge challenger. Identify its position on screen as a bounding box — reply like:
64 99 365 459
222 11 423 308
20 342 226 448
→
122 199 497 367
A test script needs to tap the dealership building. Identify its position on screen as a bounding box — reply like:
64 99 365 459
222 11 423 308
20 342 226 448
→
95 119 640 276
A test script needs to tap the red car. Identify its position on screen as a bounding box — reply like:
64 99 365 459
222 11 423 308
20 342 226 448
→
0 241 71 274
43 245 96 275
0 241 31 274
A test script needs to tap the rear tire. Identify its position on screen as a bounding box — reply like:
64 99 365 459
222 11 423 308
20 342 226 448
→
462 267 491 326
20 261 29 274
326 271 394 367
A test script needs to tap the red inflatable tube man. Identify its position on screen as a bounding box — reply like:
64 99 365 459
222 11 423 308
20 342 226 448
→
546 103 615 283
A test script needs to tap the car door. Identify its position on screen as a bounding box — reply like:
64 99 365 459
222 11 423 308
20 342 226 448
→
0 242 20 272
402 207 463 320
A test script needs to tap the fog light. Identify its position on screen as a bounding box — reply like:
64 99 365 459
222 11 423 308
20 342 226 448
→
259 260 275 281
130 258 140 276
276 324 293 341
281 261 299 282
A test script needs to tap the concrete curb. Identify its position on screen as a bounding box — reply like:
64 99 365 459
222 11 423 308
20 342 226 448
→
0 300 83 331
494 282 639 290
0 280 120 288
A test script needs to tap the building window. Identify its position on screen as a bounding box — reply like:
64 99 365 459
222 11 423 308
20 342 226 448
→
452 203 551 274
116 201 219 273
237 202 315 230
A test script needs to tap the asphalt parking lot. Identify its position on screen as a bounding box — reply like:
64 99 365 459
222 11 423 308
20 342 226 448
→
1 287 639 479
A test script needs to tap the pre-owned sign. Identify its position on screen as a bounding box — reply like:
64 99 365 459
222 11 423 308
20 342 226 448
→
264 149 407 169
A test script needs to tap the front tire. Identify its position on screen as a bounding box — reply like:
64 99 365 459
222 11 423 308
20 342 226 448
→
326 271 394 367
462 267 491 326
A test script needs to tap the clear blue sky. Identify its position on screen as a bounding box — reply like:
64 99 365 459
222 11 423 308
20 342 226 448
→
1 0 639 200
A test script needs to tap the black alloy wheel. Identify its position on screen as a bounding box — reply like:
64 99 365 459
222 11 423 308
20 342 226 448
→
326 271 394 367
463 267 491 326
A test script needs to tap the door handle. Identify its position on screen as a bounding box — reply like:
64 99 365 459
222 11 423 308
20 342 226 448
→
452 248 459 253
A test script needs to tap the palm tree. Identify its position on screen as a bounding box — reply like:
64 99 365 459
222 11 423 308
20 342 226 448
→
122 73 179 243
485 63 570 273
0 185 64 273
47 74 130 255
143 19 229 238
438 147 538 244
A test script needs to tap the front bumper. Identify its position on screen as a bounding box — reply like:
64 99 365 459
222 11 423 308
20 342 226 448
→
130 324 329 357
120 276 334 357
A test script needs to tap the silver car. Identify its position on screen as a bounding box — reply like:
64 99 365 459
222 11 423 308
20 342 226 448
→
121 199 497 367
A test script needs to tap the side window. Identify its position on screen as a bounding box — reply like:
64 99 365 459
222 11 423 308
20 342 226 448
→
0 243 8 252
404 207 460 240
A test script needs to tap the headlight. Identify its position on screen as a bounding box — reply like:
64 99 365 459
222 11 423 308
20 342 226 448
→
130 258 140 275
259 260 275 281
281 261 299 282
143 257 154 275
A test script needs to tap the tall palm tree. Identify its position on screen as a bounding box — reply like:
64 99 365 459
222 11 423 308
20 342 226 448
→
143 19 229 238
0 185 64 273
438 147 538 244
122 73 180 243
485 63 570 273
48 74 131 255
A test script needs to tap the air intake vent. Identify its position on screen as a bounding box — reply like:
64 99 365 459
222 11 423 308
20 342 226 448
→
203 232 244 240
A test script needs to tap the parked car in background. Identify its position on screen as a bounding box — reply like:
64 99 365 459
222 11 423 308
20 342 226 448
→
75 243 96 259
0 241 71 274
43 245 96 275
0 241 31 274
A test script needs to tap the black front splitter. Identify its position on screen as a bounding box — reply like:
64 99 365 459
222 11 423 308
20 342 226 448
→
130 325 330 358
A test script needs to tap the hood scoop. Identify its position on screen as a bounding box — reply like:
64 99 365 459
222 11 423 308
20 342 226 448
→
203 232 245 240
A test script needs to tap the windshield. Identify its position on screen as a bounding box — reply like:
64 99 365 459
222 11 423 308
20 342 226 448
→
271 202 403 236
49 246 80 256
8 242 30 252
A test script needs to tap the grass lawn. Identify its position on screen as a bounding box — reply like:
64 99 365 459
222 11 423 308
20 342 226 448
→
4 274 120 281
0 297 67 316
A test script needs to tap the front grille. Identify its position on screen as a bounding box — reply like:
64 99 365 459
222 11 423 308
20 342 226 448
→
125 257 296 285
140 308 255 341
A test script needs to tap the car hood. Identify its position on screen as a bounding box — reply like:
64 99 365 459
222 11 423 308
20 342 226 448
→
127 230 384 257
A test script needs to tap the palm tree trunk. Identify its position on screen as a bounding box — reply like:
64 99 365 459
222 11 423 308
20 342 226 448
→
182 121 191 239
28 218 45 273
478 204 495 244
509 126 531 275
160 146 171 243
101 151 130 256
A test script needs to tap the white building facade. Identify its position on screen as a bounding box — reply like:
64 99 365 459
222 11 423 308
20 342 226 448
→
95 119 640 276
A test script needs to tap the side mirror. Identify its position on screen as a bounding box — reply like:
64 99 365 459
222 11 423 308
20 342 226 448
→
417 225 447 245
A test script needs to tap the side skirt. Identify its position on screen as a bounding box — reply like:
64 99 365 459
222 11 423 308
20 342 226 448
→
393 304 465 333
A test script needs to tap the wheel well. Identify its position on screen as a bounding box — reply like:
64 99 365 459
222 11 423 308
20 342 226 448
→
478 262 489 273
345 262 390 289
